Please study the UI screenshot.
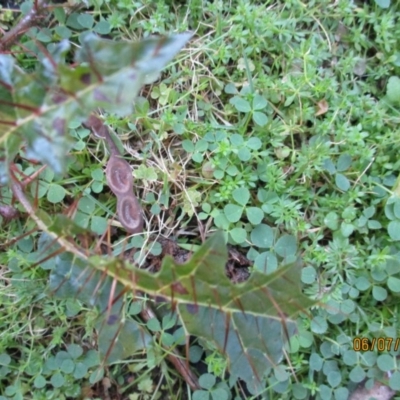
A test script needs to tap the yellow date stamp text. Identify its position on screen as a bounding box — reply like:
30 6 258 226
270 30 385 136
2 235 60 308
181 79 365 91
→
353 337 400 352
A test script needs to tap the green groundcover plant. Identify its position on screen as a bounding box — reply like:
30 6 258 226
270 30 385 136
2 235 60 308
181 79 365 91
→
1 0 400 399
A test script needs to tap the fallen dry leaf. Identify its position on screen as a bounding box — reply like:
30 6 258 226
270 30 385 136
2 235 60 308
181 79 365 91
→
315 99 329 116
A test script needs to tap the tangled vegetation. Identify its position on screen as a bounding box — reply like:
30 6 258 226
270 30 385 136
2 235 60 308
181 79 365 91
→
1 0 400 399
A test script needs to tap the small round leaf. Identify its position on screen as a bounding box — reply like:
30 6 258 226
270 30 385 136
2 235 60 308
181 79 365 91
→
343 350 358 366
60 359 75 374
147 317 161 332
50 372 65 388
0 354 11 366
324 212 339 230
238 147 251 161
34 375 46 389
47 184 66 203
252 94 268 110
377 354 394 372
292 383 307 399
336 154 352 172
388 221 400 240
89 368 104 384
90 216 108 235
254 251 277 274
335 173 350 191
309 353 323 371
232 187 250 206
387 276 400 292
327 371 341 388
224 204 243 223
94 20 111 35
246 207 264 225
251 224 274 248
301 266 317 284
193 391 210 400
341 222 354 237
372 285 387 301
199 373 216 390
252 111 268 127
246 137 262 150
77 14 94 29
275 234 297 257
73 362 88 379
67 344 83 360
229 96 251 113
310 316 328 334
229 228 247 244
334 387 349 400
349 365 365 383
355 276 370 291
389 371 400 390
